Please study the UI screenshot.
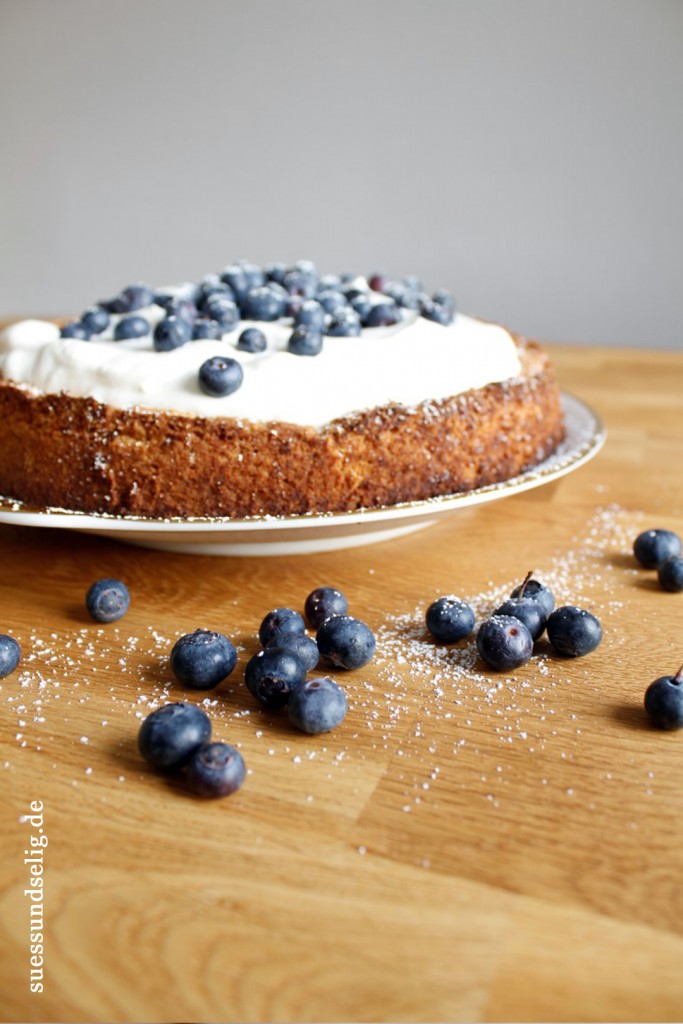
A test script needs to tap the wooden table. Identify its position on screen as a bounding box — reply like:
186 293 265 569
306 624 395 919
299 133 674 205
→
1 344 682 1023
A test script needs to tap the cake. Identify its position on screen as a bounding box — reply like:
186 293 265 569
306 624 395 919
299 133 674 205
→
0 261 565 519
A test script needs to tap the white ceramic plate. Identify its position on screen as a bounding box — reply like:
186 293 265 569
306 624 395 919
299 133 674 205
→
0 393 604 556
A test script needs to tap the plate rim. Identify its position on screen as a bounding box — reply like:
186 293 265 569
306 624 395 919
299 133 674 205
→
0 391 605 536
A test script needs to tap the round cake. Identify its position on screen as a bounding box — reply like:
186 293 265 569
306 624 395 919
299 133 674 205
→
0 261 565 519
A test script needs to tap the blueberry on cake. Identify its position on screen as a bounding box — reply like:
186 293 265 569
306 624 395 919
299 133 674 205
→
0 261 565 518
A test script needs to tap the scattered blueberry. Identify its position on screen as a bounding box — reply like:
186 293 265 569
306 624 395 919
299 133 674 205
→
0 634 21 678
546 606 602 657
494 595 546 642
304 586 349 630
658 556 683 592
325 308 362 337
85 578 130 623
382 281 419 309
153 315 192 352
425 596 475 643
285 294 305 318
242 285 285 321
510 578 555 617
138 701 212 771
258 608 306 646
294 300 326 331
495 573 547 641
288 676 348 734
198 276 235 306
186 741 246 797
316 615 376 670
80 306 110 334
633 529 682 569
237 326 267 352
349 293 372 321
114 315 150 341
283 267 318 299
644 664 683 730
476 615 533 671
266 631 319 672
245 647 306 709
170 628 237 690
191 318 223 340
264 261 287 285
61 321 91 340
288 324 324 356
198 356 244 397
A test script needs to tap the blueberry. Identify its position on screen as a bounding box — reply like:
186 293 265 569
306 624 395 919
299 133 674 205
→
282 267 319 299
138 701 212 771
288 676 348 734
153 315 192 352
258 608 306 646
363 300 402 328
288 325 323 356
402 274 423 292
264 261 287 285
425 597 475 643
316 289 347 315
382 281 420 309
316 615 376 670
80 306 110 335
61 321 91 340
294 300 326 331
219 264 250 302
192 318 224 340
85 578 130 623
242 285 285 321
285 294 305 319
198 356 244 397
368 272 389 292
644 664 683 729
266 631 319 672
634 529 682 569
117 283 155 312
186 741 246 797
546 606 602 657
170 628 237 690
493 596 546 642
431 289 456 313
349 294 372 321
325 308 362 337
510 578 555 617
114 315 150 341
318 273 343 291
204 295 240 331
165 296 198 323
476 615 533 671
658 556 683 592
0 634 21 678
245 647 306 709
420 298 454 326
237 260 266 290
237 326 267 353
304 586 349 630
198 275 235 304
496 572 547 641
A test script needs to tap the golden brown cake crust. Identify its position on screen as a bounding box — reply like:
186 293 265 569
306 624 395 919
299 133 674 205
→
0 335 565 519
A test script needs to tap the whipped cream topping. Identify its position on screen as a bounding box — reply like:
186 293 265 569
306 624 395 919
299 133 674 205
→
0 311 522 428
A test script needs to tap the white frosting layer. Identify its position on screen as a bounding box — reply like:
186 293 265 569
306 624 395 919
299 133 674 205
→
0 310 522 428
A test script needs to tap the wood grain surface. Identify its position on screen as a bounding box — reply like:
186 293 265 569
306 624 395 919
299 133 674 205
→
0 343 682 1023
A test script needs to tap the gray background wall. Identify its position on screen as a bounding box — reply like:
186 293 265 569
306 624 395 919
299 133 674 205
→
1 0 681 349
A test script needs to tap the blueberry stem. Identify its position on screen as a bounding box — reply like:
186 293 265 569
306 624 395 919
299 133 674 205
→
673 663 683 685
517 570 534 601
